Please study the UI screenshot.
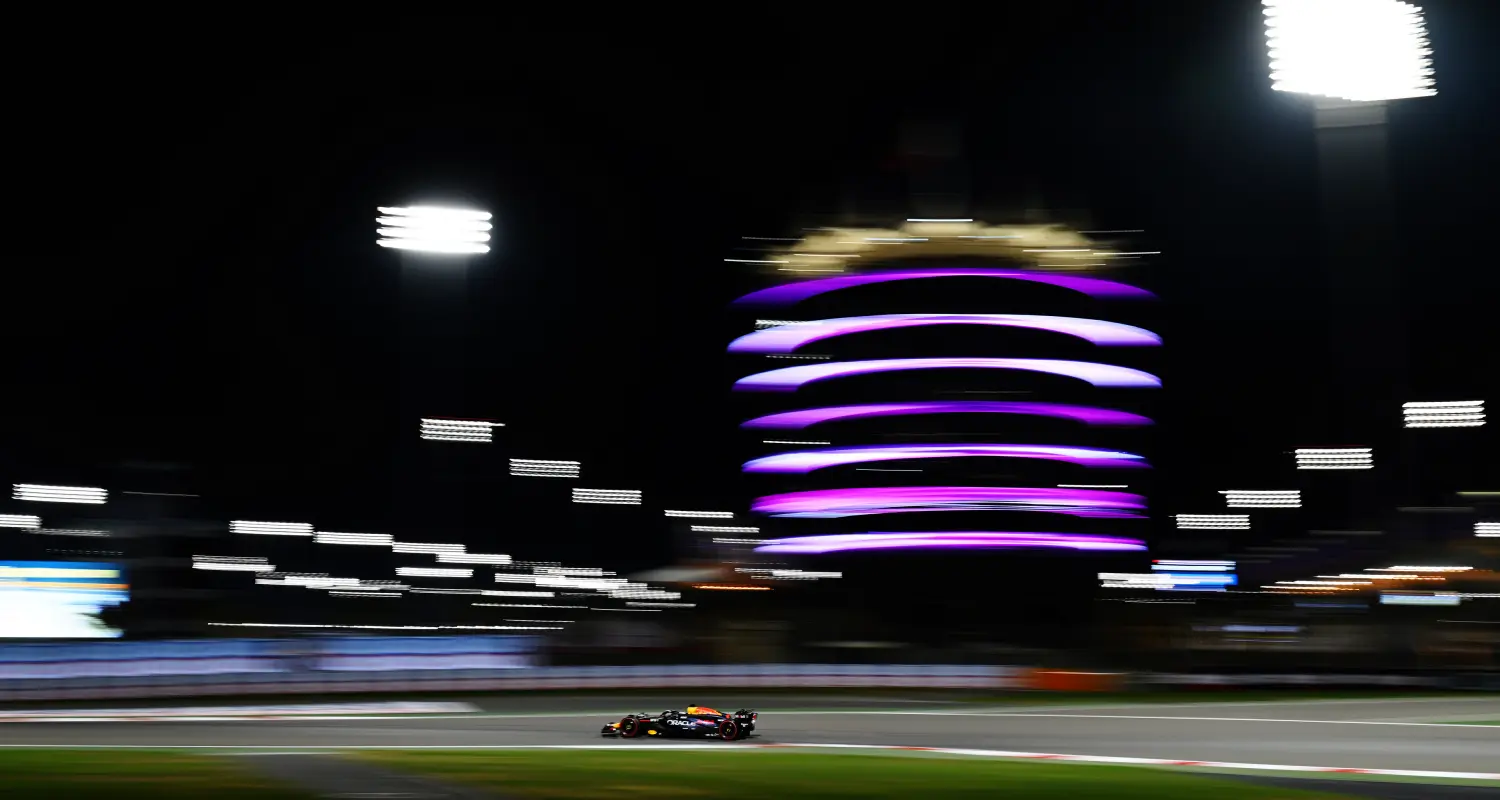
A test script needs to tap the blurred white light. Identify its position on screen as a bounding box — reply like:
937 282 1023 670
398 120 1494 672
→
315 531 393 546
232 520 313 536
627 601 697 608
1295 448 1373 470
535 567 610 577
509 459 580 478
396 566 473 578
1220 490 1301 508
1478 522 1500 537
572 488 642 505
437 552 513 565
610 588 681 600
420 418 503 442
376 206 492 254
392 541 464 554
1404 400 1485 428
13 484 107 505
1263 0 1436 102
0 514 41 529
194 561 275 573
1381 593 1460 606
1379 565 1472 572
664 510 735 519
481 590 556 598
1174 514 1251 530
691 525 760 534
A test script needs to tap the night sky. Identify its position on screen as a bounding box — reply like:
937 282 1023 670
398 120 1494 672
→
8 4 1498 593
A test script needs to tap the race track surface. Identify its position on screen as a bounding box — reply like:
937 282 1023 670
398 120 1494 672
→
2 695 1497 776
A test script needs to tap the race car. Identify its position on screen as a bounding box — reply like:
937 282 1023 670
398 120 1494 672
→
600 705 757 740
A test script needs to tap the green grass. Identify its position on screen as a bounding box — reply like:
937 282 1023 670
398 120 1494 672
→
1444 720 1500 725
0 751 310 799
354 749 1366 799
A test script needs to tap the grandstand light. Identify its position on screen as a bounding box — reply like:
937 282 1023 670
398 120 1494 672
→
509 459 580 478
231 520 313 536
1295 448 1373 470
13 484 107 505
572 488 642 505
1174 514 1251 530
1220 490 1301 508
1404 400 1484 428
396 566 473 579
1263 0 1436 102
663 510 735 519
315 532 393 546
376 205 492 254
1478 522 1500 537
0 514 41 528
420 418 503 442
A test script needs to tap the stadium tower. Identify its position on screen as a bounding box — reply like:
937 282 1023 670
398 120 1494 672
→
725 220 1163 650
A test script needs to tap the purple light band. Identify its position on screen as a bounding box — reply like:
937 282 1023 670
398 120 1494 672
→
733 269 1155 307
742 401 1152 430
754 532 1147 554
745 444 1148 474
735 358 1161 392
730 314 1160 354
752 486 1148 519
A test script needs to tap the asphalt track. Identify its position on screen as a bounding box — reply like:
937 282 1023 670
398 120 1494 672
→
2 695 1497 777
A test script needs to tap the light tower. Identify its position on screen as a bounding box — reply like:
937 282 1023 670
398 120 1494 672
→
1262 0 1436 526
375 204 494 535
726 221 1160 647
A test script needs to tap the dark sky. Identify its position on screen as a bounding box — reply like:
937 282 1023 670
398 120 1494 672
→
7 4 1498 583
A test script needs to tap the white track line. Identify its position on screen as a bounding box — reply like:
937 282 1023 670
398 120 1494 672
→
0 742 1492 782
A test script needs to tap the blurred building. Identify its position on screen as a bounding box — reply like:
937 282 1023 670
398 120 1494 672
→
722 219 1163 649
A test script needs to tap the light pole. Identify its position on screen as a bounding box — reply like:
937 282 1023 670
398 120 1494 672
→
375 205 493 535
1262 0 1436 525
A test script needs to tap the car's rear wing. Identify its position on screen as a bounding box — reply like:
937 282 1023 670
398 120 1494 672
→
733 708 757 721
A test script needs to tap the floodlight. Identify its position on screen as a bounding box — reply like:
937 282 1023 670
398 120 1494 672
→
376 206 492 254
510 459 580 478
0 514 41 528
13 484 107 504
232 520 313 536
1295 447 1373 469
1263 0 1435 102
1220 490 1302 508
421 418 504 442
1403 401 1484 428
572 488 642 505
1174 514 1251 530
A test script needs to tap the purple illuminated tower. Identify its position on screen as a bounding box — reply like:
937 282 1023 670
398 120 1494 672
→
726 220 1160 557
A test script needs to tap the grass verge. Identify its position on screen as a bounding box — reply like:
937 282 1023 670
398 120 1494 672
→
353 749 1366 799
0 750 309 799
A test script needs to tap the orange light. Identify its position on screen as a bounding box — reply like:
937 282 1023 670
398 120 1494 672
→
690 584 771 591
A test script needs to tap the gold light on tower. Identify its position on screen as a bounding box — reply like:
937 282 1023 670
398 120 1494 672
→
732 221 1154 276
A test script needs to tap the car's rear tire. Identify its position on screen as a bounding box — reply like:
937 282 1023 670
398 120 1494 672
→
717 720 740 741
620 717 641 738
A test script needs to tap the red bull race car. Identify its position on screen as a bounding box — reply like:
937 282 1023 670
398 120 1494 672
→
600 705 758 741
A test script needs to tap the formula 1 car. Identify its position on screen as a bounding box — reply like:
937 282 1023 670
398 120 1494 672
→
600 705 757 741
